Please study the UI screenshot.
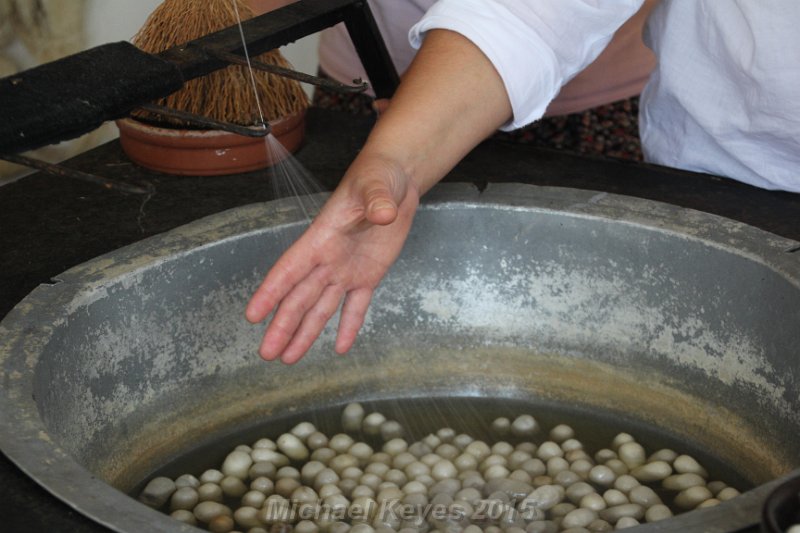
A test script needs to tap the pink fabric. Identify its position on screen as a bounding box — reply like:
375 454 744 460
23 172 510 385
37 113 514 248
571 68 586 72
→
544 0 657 116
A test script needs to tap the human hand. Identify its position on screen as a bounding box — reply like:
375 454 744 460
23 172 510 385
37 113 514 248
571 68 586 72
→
246 30 511 364
245 154 420 364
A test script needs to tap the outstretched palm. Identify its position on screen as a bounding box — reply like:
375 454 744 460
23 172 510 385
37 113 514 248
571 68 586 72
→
246 156 419 364
246 28 513 364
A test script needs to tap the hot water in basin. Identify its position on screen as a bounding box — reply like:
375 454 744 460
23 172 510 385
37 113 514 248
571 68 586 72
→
0 184 798 532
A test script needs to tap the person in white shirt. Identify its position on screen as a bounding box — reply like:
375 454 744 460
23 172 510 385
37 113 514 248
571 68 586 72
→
246 0 800 364
316 0 658 159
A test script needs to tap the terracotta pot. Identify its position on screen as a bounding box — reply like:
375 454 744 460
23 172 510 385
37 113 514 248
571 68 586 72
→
116 111 305 176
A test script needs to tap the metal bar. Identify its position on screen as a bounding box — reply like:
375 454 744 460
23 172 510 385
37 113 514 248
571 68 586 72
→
203 47 369 94
159 0 373 80
138 104 271 136
0 42 185 155
341 2 400 98
0 154 152 195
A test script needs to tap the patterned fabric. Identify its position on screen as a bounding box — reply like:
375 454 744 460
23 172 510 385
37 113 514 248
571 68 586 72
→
494 97 643 161
312 80 643 162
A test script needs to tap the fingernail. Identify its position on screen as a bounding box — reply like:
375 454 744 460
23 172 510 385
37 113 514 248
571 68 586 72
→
259 346 278 361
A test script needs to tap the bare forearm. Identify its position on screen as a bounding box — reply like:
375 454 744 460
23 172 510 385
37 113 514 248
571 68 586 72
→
361 29 513 196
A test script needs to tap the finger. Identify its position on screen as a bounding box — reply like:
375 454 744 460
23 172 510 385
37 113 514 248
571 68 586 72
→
279 285 346 365
335 288 373 354
258 265 331 360
245 240 318 323
361 179 399 226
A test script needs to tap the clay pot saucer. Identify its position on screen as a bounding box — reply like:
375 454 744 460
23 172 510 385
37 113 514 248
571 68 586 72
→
116 110 305 176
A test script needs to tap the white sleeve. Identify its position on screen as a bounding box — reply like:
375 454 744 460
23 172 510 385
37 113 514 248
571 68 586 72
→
409 0 644 130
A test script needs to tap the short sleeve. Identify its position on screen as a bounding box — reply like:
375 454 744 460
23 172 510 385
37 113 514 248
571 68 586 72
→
410 0 643 130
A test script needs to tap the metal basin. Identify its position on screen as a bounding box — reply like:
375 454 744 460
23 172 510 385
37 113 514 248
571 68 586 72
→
0 183 798 532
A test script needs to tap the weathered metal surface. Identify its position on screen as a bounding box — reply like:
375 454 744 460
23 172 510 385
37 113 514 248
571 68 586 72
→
0 184 798 532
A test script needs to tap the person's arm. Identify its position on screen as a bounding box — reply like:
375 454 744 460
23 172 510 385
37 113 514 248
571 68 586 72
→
412 0 645 130
362 29 513 197
245 29 511 364
246 0 643 364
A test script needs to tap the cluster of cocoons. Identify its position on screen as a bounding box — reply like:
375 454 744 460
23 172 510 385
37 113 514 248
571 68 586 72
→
139 403 742 533
789 492 800 533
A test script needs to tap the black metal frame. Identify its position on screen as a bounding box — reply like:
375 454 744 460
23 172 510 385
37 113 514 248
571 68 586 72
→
0 0 399 191
168 0 399 99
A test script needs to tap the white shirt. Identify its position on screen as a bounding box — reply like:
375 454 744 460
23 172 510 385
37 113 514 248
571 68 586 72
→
318 0 658 117
411 0 800 193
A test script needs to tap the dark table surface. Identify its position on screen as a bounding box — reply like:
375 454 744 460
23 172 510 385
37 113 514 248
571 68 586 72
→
1 108 798 532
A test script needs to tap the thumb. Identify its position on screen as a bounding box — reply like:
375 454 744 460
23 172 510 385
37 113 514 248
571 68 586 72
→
362 181 399 225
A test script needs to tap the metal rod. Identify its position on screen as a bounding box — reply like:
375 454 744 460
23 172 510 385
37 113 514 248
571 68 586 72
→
0 154 152 195
137 104 271 137
342 1 399 98
202 47 369 94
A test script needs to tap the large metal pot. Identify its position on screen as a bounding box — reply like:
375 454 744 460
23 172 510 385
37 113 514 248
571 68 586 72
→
0 184 798 532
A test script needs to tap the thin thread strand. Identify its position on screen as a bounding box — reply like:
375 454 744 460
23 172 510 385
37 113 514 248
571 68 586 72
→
232 0 266 128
